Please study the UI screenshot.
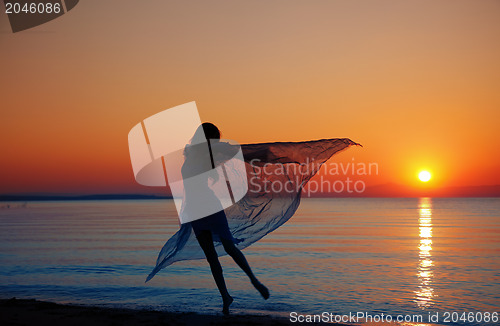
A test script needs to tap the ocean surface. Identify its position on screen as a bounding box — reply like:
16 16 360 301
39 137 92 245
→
0 198 499 325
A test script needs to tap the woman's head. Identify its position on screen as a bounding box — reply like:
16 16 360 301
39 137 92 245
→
191 122 221 144
201 122 220 141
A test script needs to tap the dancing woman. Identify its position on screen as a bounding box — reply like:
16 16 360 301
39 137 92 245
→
181 123 269 315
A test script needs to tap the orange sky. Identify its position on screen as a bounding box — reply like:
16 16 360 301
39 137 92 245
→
1 0 499 195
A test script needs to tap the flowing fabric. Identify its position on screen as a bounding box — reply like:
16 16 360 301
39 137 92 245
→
146 138 360 282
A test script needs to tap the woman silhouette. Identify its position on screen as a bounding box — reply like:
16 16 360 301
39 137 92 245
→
181 123 269 315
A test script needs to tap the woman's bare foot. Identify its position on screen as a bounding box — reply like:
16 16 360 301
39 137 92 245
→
252 281 270 300
222 295 233 315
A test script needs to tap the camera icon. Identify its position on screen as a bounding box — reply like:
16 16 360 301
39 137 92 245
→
128 102 248 224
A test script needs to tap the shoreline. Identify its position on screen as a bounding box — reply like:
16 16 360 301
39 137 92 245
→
0 297 339 325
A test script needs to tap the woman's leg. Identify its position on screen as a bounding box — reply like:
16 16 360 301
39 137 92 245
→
196 231 233 314
221 238 270 299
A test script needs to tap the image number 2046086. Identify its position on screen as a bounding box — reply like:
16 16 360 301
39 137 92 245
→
3 0 79 32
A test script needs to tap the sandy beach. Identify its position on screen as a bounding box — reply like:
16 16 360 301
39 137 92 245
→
0 298 340 326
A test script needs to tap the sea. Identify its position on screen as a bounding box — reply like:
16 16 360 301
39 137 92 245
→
0 198 498 325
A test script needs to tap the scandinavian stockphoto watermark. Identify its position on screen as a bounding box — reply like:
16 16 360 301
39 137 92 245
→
248 157 378 196
128 103 375 222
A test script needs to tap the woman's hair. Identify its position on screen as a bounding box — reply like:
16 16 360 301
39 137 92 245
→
200 122 221 141
188 122 221 145
184 122 221 181
184 122 220 154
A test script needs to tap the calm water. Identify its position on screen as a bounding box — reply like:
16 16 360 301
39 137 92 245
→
0 198 499 325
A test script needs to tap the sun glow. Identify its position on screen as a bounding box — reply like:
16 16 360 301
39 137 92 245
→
418 171 432 182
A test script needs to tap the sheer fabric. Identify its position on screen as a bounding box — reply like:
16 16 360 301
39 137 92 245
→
146 138 360 282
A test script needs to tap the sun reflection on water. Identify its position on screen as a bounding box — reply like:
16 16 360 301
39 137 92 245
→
415 197 435 308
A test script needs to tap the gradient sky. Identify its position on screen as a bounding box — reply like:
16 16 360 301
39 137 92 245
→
1 0 499 195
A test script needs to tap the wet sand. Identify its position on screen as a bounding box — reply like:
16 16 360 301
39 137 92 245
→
0 298 338 325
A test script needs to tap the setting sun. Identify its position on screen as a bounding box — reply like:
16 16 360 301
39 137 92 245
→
418 171 432 182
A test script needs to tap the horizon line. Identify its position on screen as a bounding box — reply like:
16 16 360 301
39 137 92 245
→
1 193 499 202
